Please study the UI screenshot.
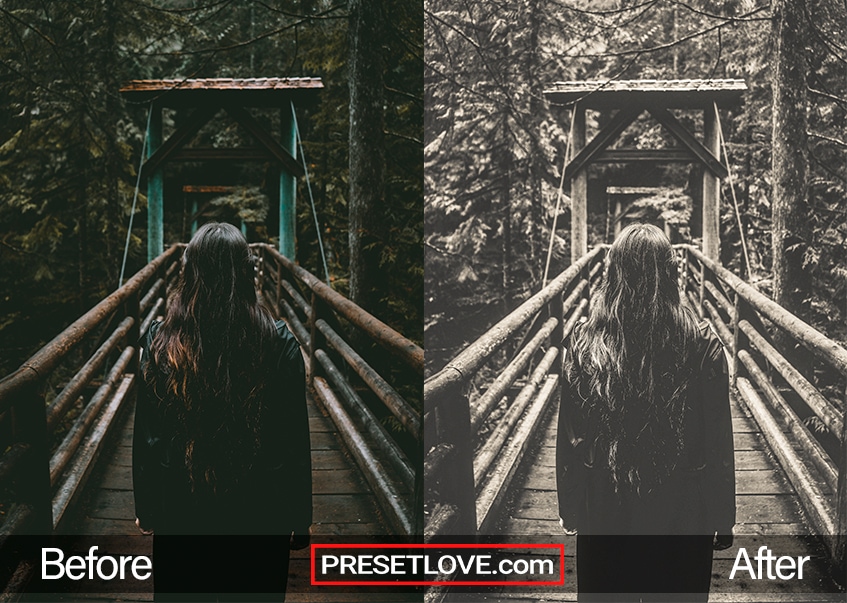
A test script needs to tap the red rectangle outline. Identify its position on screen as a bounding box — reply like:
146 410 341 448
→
310 543 565 586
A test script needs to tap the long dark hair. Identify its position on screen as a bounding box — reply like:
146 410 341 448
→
145 222 277 495
566 223 699 495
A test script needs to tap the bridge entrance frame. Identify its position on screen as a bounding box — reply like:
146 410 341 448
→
119 78 323 262
543 79 747 263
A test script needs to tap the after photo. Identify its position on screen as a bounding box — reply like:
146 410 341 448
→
424 1 846 601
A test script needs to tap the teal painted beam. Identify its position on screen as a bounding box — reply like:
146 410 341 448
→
190 198 198 236
279 105 297 259
147 105 164 262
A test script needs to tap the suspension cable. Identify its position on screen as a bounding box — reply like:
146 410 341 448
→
542 107 576 288
291 101 330 286
118 104 152 288
714 102 751 280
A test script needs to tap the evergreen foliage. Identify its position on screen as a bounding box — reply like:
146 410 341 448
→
425 0 846 374
0 0 422 375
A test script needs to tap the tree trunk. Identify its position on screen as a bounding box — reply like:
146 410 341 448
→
771 0 811 319
348 0 385 315
771 0 813 383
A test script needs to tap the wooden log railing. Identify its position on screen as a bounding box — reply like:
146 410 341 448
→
424 246 606 538
252 243 423 536
680 244 847 568
0 244 183 549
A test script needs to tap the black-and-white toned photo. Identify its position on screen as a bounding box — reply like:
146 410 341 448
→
424 1 846 600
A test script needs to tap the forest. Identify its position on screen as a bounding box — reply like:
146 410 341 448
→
0 0 423 377
424 0 847 376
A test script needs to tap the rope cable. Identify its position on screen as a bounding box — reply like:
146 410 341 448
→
714 102 751 280
542 108 576 288
291 100 331 286
118 104 152 288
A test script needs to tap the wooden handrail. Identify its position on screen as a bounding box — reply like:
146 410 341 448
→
0 244 184 413
425 245 605 405
425 246 606 537
682 245 847 375
252 243 423 375
0 244 183 540
252 245 419 536
681 243 846 565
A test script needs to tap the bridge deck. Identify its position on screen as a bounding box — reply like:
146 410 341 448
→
474 389 842 602
55 387 404 601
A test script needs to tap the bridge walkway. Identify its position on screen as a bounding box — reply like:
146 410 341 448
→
54 385 401 602
470 386 842 602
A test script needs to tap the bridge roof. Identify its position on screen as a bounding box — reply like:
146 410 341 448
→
544 78 747 109
120 77 323 107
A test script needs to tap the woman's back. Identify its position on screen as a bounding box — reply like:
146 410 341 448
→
134 319 311 536
555 223 735 600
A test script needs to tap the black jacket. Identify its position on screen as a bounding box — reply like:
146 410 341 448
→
556 323 735 537
133 320 312 536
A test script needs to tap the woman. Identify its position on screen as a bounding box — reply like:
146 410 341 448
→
133 222 312 601
556 223 735 602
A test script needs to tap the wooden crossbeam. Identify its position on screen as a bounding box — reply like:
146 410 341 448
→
142 105 219 178
564 106 642 181
224 105 304 177
648 108 728 178
595 149 696 163
171 147 273 162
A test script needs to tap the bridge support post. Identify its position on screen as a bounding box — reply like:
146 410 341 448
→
147 104 164 263
702 103 720 261
279 104 297 260
570 103 587 264
436 387 477 535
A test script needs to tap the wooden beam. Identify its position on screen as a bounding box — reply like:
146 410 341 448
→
702 103 721 259
595 148 696 163
147 105 163 263
564 106 642 181
171 147 273 162
648 107 728 178
224 105 304 178
279 105 298 259
142 105 219 178
570 104 588 263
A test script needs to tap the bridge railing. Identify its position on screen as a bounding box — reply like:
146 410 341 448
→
680 244 847 564
424 246 607 537
251 243 423 535
0 245 183 545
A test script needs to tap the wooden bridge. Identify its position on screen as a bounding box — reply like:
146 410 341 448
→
425 244 847 601
0 243 421 601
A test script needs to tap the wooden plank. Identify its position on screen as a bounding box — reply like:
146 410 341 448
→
735 494 802 524
312 494 380 524
736 470 792 495
509 488 559 522
311 449 352 471
733 522 811 535
735 449 778 471
309 431 342 450
733 432 765 450
311 468 367 495
97 463 133 491
733 415 761 433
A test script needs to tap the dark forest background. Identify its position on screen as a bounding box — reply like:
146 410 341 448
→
425 0 846 376
0 0 422 377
